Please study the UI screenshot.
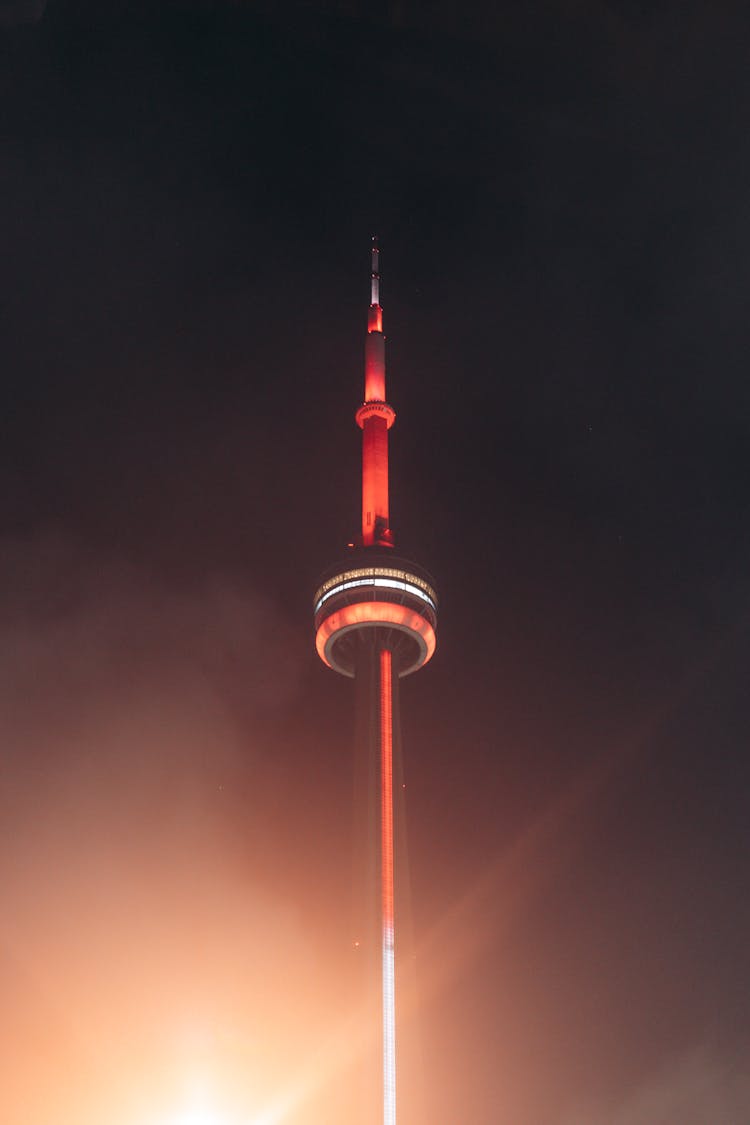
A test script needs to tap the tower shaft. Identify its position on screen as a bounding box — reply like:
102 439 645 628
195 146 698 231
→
379 647 396 1125
352 633 399 1125
361 416 389 546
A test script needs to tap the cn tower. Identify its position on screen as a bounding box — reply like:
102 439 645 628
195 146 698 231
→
314 239 438 1125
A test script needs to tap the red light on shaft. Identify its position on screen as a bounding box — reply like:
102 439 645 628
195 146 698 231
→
365 329 386 402
380 647 396 1123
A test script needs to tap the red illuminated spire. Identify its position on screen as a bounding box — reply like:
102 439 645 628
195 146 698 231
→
356 237 395 548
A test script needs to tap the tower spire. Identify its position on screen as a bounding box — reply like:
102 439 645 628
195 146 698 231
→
357 237 395 548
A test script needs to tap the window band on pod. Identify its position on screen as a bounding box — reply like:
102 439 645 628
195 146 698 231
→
314 574 437 616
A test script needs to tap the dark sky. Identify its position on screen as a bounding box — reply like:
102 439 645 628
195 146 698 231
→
2 2 750 1123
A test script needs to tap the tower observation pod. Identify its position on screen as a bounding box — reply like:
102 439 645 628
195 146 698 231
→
314 239 437 1125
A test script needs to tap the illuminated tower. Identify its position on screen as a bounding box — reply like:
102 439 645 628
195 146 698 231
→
314 239 437 1125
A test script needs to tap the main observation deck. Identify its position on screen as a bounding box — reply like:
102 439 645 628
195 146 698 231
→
314 551 438 678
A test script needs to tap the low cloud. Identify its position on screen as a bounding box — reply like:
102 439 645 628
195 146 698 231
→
0 532 315 1125
562 1044 750 1125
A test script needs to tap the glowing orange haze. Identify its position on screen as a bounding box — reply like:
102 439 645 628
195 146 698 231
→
0 534 564 1125
0 535 381 1125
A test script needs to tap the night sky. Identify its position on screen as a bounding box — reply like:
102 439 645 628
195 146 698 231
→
2 2 750 1123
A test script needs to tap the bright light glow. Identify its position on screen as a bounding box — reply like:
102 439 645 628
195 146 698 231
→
380 649 396 1125
168 1110 223 1125
143 1091 231 1125
314 576 437 616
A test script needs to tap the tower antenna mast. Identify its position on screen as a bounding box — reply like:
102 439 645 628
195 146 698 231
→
357 236 395 549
